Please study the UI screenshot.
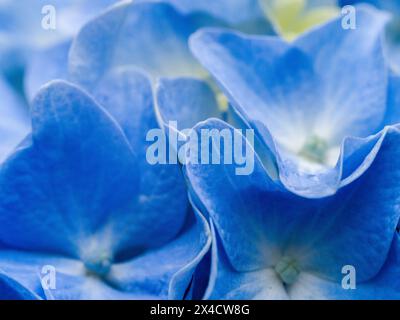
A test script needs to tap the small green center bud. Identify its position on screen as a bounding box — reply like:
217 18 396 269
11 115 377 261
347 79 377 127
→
274 256 300 285
298 135 328 164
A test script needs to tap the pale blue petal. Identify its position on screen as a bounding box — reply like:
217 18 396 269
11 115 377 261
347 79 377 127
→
204 222 288 300
295 5 389 141
45 273 151 300
0 81 140 258
108 208 211 300
184 119 400 285
0 0 115 75
290 234 400 299
0 273 39 300
0 250 82 299
90 69 189 254
146 0 274 34
156 77 222 133
69 2 205 90
25 41 71 101
382 73 400 126
0 77 30 164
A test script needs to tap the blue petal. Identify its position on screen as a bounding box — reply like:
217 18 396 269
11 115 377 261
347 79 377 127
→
0 250 82 299
205 226 400 299
204 222 288 300
295 4 389 140
301 126 400 282
354 233 400 299
44 273 152 300
25 41 71 101
183 118 287 271
0 80 164 259
91 68 157 150
190 30 295 139
90 69 189 253
0 77 30 164
290 234 400 299
184 119 400 284
0 273 39 300
145 0 274 34
0 250 143 300
0 0 115 75
191 7 388 142
190 29 307 182
382 73 400 126
69 1 205 90
108 207 211 300
156 77 223 133
190 8 391 197
339 1 400 14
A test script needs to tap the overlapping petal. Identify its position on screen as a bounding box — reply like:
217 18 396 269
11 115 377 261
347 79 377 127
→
109 207 211 300
0 80 187 259
0 81 139 256
0 0 399 302
145 0 274 34
69 1 206 90
189 6 391 197
156 77 223 135
184 119 400 298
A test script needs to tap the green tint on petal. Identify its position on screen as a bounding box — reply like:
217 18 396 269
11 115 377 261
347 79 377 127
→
260 0 339 40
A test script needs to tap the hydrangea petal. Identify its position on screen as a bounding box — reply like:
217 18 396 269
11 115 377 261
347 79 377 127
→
184 119 400 284
146 0 273 34
290 235 400 299
0 81 140 257
0 77 30 164
204 222 289 300
184 118 290 271
45 272 152 300
0 250 82 299
339 1 400 14
0 0 115 76
191 7 388 142
69 1 205 91
382 74 400 126
0 273 39 300
90 69 189 253
156 77 222 133
25 41 71 101
300 126 400 282
108 208 211 300
295 5 389 141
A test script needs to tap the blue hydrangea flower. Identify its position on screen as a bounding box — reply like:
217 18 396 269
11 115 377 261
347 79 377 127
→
0 74 211 299
0 77 30 164
189 6 399 198
184 118 400 299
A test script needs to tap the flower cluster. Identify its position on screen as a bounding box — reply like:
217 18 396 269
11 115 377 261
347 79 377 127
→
0 0 399 300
